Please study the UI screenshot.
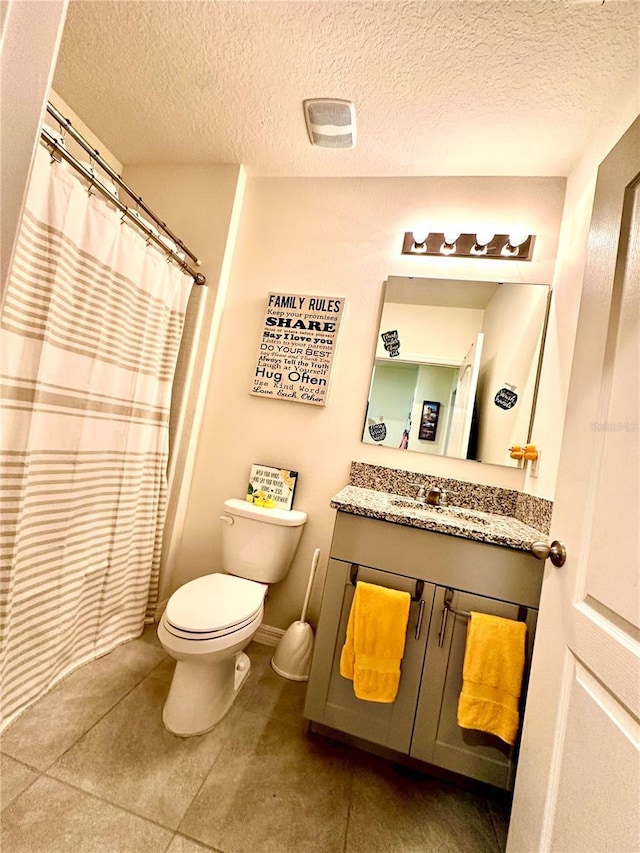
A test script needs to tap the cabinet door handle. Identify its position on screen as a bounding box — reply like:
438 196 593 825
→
415 599 425 640
437 600 450 648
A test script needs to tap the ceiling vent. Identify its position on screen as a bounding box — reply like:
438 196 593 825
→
303 99 356 149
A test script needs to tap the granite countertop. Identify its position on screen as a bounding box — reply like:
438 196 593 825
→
331 485 549 553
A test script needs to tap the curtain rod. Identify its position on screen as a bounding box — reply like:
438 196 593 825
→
42 103 206 285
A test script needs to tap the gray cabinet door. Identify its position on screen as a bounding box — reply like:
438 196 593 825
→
410 586 538 790
304 558 435 754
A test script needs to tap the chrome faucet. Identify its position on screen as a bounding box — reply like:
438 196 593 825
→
426 487 449 507
426 487 441 506
410 483 427 504
410 483 448 507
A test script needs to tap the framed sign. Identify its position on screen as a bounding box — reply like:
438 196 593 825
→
494 386 519 410
251 292 345 406
418 401 440 441
380 329 400 357
246 464 298 510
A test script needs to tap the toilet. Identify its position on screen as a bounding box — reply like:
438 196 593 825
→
157 498 307 736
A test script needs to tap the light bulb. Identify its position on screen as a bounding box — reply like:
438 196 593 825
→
470 230 495 255
440 229 459 255
411 228 429 246
508 229 529 247
475 230 495 247
502 229 530 257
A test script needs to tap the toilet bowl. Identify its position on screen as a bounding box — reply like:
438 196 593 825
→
158 574 266 736
157 498 307 736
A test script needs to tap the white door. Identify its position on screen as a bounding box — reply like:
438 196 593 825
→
508 118 639 851
446 332 483 458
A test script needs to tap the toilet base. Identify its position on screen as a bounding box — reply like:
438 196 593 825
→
162 651 252 737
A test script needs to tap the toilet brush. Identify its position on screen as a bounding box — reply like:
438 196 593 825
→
271 548 320 681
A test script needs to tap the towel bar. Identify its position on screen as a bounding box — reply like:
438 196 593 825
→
438 588 528 647
349 563 424 603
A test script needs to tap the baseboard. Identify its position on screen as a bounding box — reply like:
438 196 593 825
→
154 599 168 621
254 624 285 647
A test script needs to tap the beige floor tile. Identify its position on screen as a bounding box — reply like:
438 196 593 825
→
1 638 165 770
0 754 40 809
245 640 273 671
49 673 233 830
346 760 501 853
179 710 352 853
487 795 511 852
167 834 222 852
3 634 509 853
0 774 172 852
149 655 177 684
138 622 165 649
237 652 308 728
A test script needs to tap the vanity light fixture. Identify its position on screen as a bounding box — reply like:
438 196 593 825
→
402 230 535 261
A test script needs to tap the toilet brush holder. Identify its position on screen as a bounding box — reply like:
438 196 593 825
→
271 548 320 681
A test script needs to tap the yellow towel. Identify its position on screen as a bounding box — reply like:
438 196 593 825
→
457 611 527 746
339 581 411 703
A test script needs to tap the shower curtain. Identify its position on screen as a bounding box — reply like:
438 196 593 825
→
0 144 192 732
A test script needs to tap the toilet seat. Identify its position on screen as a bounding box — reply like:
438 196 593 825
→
164 573 266 641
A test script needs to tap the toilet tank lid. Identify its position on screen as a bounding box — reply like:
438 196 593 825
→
224 498 307 526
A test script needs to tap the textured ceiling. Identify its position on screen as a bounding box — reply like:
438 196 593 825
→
53 0 639 177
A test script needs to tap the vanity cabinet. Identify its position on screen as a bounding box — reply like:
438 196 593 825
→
303 511 543 790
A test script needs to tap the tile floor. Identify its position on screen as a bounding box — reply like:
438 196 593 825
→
1 627 511 852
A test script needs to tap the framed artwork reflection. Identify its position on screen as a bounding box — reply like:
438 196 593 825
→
418 401 440 441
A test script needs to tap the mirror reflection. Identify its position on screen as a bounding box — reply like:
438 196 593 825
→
363 277 551 468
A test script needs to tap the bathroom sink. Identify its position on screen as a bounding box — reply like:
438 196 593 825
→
388 499 491 527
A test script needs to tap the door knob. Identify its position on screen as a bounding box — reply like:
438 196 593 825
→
531 540 567 567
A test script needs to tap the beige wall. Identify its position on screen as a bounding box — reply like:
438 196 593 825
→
121 164 246 606
409 365 458 456
524 97 640 499
375 302 484 362
1 0 68 300
48 91 123 172
173 175 566 630
7 0 635 649
477 283 549 466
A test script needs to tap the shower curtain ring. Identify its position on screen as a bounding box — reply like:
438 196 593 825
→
86 154 96 196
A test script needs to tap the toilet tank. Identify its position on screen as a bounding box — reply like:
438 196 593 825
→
220 498 307 583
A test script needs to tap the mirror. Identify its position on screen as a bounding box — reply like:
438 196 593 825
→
362 277 551 468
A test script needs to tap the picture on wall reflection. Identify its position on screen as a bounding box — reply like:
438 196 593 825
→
418 401 441 441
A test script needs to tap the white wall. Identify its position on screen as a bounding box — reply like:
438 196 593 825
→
172 175 566 630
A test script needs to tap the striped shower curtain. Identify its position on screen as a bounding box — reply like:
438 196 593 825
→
0 144 192 731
